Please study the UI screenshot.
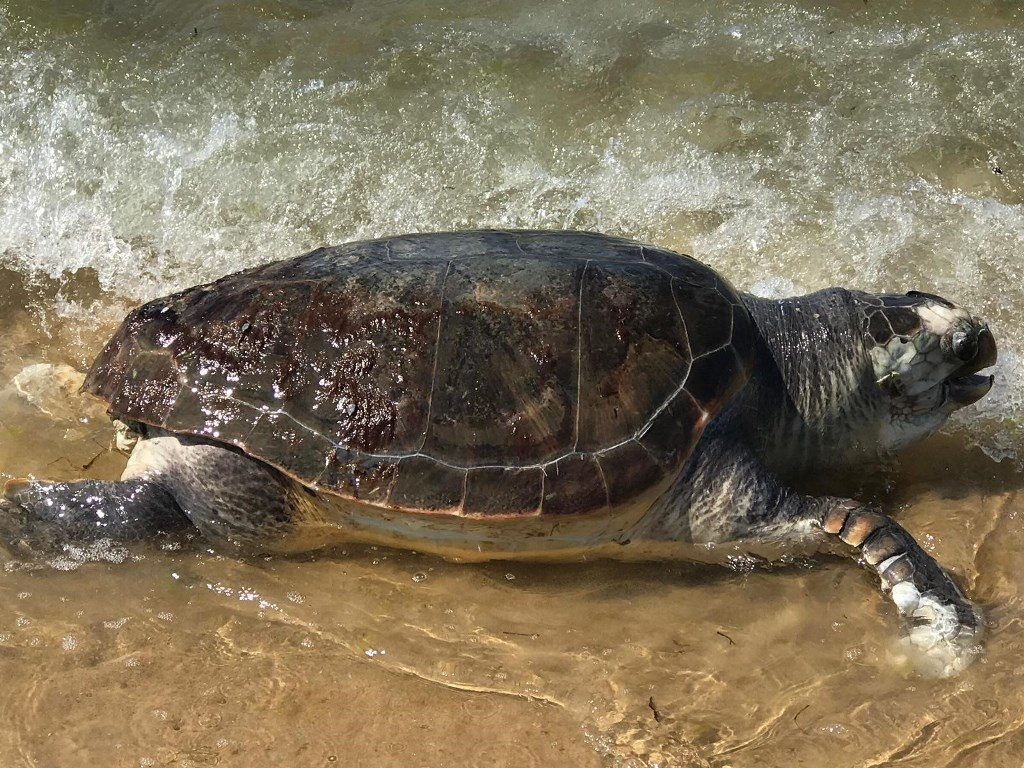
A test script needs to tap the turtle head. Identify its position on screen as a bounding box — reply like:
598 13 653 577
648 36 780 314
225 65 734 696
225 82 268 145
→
861 291 997 452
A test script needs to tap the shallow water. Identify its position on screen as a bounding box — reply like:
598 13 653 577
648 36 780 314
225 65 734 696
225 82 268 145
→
1 1 1024 765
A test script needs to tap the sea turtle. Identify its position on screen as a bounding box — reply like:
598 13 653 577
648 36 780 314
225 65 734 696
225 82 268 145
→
1 230 997 673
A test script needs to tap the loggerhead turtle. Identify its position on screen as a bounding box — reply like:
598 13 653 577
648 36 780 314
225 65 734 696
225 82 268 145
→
1 230 997 672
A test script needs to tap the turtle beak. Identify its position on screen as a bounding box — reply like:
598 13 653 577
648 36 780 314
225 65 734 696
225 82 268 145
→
946 324 997 407
947 373 994 407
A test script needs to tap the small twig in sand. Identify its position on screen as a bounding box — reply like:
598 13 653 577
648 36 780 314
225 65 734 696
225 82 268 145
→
47 443 106 472
648 696 663 723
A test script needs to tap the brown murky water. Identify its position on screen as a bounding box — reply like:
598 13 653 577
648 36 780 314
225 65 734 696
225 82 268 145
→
2 1 1024 766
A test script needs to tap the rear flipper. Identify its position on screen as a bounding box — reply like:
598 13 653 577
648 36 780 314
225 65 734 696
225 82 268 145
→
1 478 191 554
1 432 310 557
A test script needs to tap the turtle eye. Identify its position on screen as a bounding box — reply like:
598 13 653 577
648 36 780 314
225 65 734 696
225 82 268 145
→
951 329 978 361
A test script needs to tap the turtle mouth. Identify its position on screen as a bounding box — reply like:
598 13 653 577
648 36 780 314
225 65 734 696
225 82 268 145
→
944 326 997 407
945 373 995 407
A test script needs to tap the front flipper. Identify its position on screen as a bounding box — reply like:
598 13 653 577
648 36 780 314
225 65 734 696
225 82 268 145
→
1 478 191 555
646 423 982 675
819 499 981 676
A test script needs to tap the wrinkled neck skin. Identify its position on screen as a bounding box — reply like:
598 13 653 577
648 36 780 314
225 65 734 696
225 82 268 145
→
731 288 888 477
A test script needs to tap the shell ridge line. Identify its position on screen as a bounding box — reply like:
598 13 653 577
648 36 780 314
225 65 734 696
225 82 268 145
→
239 412 266 455
719 289 736 342
418 259 455 453
692 339 733 361
367 440 635 470
572 259 591 453
310 444 334 487
358 440 632 471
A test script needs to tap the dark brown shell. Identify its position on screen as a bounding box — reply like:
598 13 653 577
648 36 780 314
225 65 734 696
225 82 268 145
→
84 230 754 519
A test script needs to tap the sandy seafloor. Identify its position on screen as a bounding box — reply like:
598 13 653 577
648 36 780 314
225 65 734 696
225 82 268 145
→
2 1 1024 765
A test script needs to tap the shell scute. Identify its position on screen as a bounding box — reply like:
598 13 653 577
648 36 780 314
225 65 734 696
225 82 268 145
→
575 261 692 452
686 345 747 408
463 466 544 517
866 310 894 345
317 449 398 504
389 456 466 513
243 411 333 482
595 441 665 505
670 279 734 358
637 390 705 469
541 453 609 516
421 256 581 465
